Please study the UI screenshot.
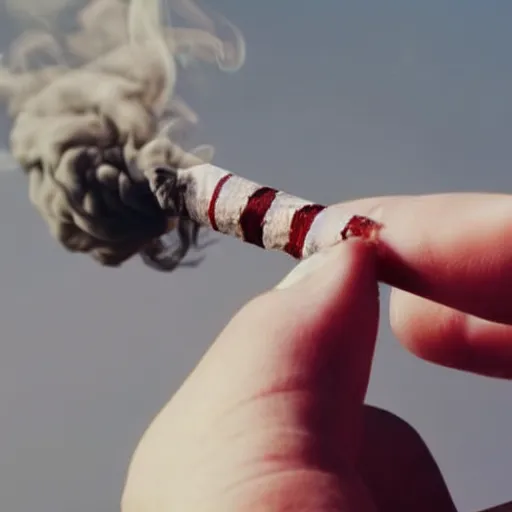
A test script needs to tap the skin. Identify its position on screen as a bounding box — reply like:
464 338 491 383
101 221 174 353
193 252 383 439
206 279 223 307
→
121 193 512 511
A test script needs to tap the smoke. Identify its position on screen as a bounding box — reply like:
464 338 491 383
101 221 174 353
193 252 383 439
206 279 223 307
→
0 0 245 269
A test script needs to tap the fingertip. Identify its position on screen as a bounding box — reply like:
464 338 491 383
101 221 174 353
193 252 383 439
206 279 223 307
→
276 239 378 299
269 240 381 363
214 238 381 390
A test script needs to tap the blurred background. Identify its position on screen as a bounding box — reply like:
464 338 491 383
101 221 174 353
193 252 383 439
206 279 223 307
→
0 1 511 510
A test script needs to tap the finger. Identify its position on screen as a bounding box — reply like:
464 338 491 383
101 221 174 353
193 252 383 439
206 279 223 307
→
332 193 512 324
359 406 457 512
180 239 380 463
122 242 381 512
390 287 512 378
478 500 512 511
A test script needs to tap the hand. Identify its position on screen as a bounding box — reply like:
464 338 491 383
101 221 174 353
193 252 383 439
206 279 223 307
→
342 192 512 378
121 193 512 511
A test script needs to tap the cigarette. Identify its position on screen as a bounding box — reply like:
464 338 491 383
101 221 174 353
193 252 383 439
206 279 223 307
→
147 163 382 261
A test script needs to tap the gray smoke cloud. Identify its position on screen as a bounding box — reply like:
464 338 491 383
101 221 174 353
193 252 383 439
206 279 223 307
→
0 0 245 269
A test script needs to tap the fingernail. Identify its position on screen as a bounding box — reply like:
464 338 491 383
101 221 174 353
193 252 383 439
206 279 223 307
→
275 244 341 290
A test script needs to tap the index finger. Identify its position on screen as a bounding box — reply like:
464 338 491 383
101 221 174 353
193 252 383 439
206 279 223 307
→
333 193 512 324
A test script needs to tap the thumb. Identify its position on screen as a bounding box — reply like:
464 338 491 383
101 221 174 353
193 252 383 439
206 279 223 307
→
182 238 380 462
122 240 381 512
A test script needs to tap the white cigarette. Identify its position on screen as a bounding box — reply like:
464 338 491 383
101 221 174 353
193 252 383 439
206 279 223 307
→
150 163 382 260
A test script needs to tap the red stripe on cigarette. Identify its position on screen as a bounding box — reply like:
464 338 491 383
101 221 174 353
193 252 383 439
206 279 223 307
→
240 187 278 247
208 173 232 230
284 204 325 259
340 215 382 240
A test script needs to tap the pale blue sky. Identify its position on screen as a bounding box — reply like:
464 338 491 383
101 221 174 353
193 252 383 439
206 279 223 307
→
0 1 511 511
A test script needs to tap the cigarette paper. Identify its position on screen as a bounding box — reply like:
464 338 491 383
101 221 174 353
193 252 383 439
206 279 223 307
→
149 163 382 260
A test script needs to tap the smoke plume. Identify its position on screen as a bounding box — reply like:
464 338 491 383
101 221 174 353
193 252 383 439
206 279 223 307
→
0 0 245 268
